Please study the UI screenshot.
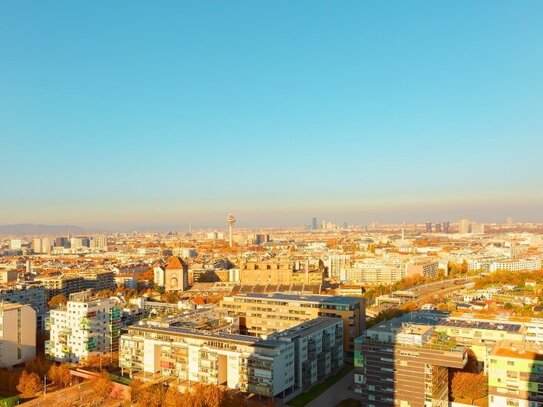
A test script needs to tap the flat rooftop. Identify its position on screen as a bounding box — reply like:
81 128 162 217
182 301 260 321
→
439 319 523 333
269 317 341 339
228 292 361 305
0 302 27 311
491 341 543 362
126 324 285 350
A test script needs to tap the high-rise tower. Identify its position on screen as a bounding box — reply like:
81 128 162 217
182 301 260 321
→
227 214 236 248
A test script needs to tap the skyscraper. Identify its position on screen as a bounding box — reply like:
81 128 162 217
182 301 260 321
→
312 217 317 230
425 222 432 233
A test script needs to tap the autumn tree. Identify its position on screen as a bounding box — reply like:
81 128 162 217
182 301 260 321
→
48 294 67 309
451 372 488 404
163 386 183 407
91 371 112 401
24 357 52 377
48 363 72 387
83 352 116 371
94 289 115 299
129 380 145 405
17 371 42 397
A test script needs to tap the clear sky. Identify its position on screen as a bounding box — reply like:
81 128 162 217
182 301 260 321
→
1 1 543 229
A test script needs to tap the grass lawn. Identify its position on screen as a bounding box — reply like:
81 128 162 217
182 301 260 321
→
287 364 354 407
109 374 131 385
0 395 20 407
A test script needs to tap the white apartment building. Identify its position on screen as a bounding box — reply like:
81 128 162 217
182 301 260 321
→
458 219 471 234
90 235 108 250
326 254 351 279
341 263 403 285
0 303 36 368
32 237 52 254
489 258 541 272
9 239 22 250
120 317 343 400
46 290 121 363
340 257 439 285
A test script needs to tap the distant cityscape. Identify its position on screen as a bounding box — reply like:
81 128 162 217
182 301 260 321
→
0 215 541 406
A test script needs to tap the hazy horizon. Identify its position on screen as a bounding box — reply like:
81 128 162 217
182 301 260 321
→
2 1 542 227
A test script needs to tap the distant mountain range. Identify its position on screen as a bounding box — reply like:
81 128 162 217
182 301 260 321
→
0 224 96 235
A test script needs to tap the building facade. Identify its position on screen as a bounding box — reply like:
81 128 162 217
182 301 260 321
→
120 317 343 400
46 290 121 363
220 293 364 352
154 256 189 291
0 284 46 329
488 341 543 407
238 260 324 286
0 303 36 368
354 314 468 407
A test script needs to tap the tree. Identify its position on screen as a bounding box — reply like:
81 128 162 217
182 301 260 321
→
48 363 71 387
91 371 112 401
83 352 116 371
48 294 67 309
451 372 488 404
24 357 52 377
163 386 183 407
17 371 42 397
95 289 115 299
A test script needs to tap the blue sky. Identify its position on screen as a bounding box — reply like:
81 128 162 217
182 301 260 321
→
1 1 542 229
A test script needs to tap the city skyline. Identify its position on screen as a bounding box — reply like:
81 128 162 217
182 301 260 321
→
2 1 543 227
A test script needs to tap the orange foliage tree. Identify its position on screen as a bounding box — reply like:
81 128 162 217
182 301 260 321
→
17 371 42 397
48 294 67 309
451 372 488 404
48 363 72 387
25 356 52 377
91 371 112 400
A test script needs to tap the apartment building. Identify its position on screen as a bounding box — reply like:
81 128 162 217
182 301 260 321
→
119 317 343 400
0 269 18 283
468 257 542 273
220 293 364 352
341 263 403 285
39 271 115 301
267 318 344 392
80 271 116 292
489 258 542 273
437 319 524 371
449 311 543 346
89 235 108 250
0 303 36 368
340 258 439 285
327 254 351 280
46 290 121 363
32 237 52 254
0 284 46 329
488 341 543 407
354 313 468 407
